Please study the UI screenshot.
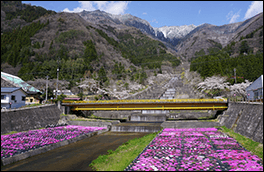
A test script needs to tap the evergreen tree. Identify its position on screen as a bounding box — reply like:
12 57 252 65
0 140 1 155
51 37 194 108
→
83 40 97 65
240 41 249 54
98 66 108 84
49 40 53 50
42 41 45 48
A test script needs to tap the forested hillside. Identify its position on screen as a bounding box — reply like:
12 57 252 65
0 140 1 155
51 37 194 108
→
1 1 181 90
1 1 262 98
190 25 263 83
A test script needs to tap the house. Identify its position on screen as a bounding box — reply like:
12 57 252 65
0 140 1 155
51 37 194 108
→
1 87 27 109
1 72 43 103
53 89 74 96
25 96 40 105
246 75 263 101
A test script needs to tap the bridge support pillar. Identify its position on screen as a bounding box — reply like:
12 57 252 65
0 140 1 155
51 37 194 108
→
62 106 71 114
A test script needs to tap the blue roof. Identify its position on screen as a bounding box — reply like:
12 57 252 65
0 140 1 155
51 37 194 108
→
1 87 23 93
1 72 42 93
246 75 263 91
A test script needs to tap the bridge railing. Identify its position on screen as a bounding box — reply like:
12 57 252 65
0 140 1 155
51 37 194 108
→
62 98 227 104
228 97 263 104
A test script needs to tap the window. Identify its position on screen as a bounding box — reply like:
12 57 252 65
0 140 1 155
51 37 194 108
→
30 99 33 102
11 95 16 100
254 91 259 100
22 96 26 101
1 95 6 100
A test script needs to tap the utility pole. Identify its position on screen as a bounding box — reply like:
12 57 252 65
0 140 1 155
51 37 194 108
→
56 68 59 99
45 75 49 101
56 56 60 99
234 68 236 84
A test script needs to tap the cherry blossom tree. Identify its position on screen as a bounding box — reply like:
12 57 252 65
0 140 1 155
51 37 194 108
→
196 75 252 99
229 80 252 99
197 76 230 92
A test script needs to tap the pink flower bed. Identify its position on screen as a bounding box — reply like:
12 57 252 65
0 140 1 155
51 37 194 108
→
125 128 263 171
1 125 106 159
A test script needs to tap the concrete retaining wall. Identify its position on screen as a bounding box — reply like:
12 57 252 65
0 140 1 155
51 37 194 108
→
93 111 132 119
168 110 217 120
1 104 61 134
68 120 120 128
161 121 221 128
218 102 263 144
111 126 161 133
131 114 166 122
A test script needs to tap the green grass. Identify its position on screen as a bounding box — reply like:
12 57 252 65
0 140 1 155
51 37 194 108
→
197 114 215 120
219 126 263 160
70 118 112 122
21 103 42 108
2 127 46 135
170 110 208 113
1 131 20 135
199 119 217 122
89 129 161 171
70 118 89 121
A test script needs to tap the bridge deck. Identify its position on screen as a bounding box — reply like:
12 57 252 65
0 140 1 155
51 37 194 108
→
62 99 228 111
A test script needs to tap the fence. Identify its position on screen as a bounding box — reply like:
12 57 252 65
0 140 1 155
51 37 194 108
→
1 102 55 112
228 97 263 103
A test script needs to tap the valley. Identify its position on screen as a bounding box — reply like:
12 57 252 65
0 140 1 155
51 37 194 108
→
1 2 263 170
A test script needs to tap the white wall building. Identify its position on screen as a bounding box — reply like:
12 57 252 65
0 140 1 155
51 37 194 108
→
1 87 27 109
53 90 74 96
246 75 263 101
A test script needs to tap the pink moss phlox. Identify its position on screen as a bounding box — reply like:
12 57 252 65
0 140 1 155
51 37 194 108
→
1 126 106 159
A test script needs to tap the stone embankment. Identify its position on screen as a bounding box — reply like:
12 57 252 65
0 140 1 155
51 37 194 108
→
218 102 263 143
1 104 61 135
1 105 120 135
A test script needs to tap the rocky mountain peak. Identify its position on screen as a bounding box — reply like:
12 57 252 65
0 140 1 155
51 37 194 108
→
154 24 197 39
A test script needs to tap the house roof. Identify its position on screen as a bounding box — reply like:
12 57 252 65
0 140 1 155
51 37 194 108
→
1 87 26 94
246 75 263 91
1 72 42 94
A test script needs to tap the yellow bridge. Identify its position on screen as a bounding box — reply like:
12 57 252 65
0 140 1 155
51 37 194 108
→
62 98 228 111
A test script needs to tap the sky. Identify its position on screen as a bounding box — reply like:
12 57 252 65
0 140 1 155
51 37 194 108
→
22 1 263 28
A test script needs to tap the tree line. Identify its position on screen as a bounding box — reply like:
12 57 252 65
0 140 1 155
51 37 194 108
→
190 46 263 84
5 4 56 23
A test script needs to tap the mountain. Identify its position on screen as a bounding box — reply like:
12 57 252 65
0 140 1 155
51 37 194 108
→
1 1 181 87
79 10 197 47
153 25 197 45
78 10 262 60
1 1 262 90
176 12 263 60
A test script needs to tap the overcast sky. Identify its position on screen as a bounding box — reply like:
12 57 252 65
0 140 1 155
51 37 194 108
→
22 1 263 28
